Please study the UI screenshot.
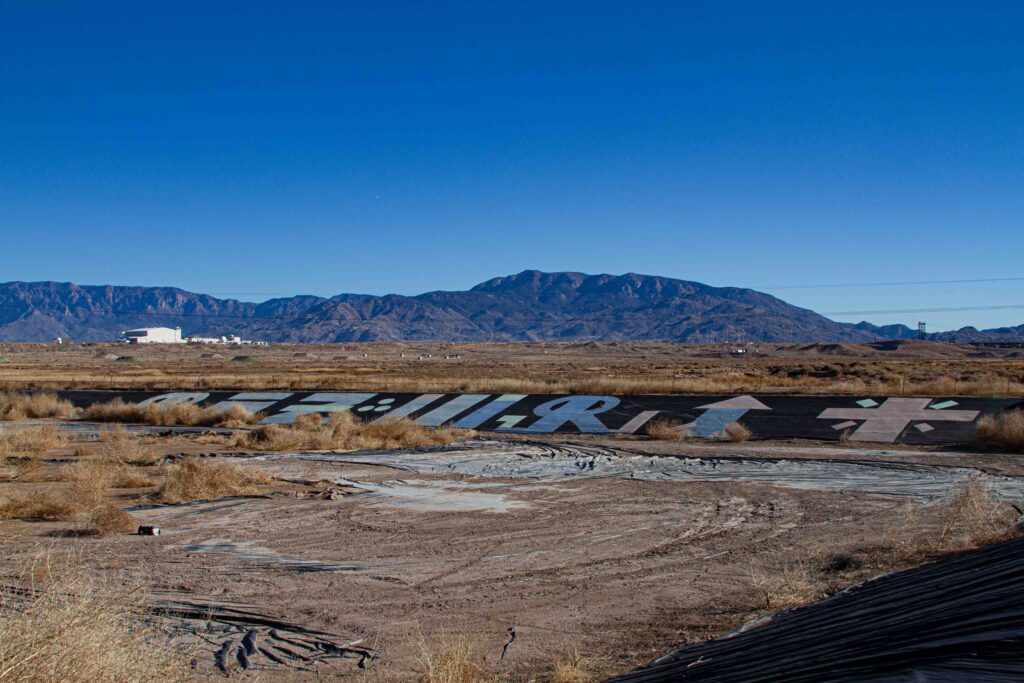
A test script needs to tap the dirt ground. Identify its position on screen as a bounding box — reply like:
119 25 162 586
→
2 340 1021 679
3 423 1019 681
1 339 1023 395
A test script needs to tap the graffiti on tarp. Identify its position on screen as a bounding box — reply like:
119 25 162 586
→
57 391 1023 445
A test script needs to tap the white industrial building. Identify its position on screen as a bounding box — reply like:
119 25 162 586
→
122 327 184 344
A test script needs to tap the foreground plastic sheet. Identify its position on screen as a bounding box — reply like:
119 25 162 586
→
607 536 1024 682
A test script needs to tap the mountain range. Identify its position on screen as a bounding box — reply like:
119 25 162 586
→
0 272 1020 344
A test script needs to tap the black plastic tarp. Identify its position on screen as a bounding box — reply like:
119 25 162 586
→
606 536 1024 682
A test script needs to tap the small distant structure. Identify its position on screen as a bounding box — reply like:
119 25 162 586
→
917 322 927 341
122 327 183 344
185 334 264 346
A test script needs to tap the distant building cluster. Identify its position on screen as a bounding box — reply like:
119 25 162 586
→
120 327 266 345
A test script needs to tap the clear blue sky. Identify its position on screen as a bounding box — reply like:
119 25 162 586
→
1 1 1022 331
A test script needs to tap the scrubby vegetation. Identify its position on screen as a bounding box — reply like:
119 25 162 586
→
81 398 260 428
0 550 190 681
235 412 471 452
156 457 273 504
0 392 77 421
975 410 1024 453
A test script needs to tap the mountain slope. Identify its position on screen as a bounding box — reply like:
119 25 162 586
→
0 273 1018 343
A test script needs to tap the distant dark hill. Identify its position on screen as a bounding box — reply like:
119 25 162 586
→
0 272 1019 343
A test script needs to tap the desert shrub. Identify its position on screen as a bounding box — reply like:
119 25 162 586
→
88 504 139 536
723 421 751 442
936 477 1016 551
81 399 259 428
975 410 1024 453
0 492 76 521
550 651 595 683
0 392 77 421
0 550 190 681
98 425 156 465
156 457 273 503
235 412 469 452
644 418 683 440
750 559 823 610
0 425 69 461
65 460 118 512
416 631 501 683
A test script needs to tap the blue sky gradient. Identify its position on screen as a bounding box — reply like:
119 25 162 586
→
1 1 1022 330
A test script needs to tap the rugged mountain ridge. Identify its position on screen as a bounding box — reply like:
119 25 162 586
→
0 272 1017 343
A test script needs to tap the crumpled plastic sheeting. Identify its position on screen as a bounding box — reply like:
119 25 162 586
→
606 536 1024 683
247 440 1024 502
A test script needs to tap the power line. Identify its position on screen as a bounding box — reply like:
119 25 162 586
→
823 304 1024 316
757 276 1024 290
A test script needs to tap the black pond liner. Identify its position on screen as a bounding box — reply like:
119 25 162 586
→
606 535 1024 682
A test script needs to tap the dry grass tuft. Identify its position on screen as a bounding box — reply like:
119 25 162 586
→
81 398 260 428
936 477 1017 551
550 651 595 683
416 631 502 683
97 425 157 465
0 425 69 460
644 418 683 440
236 412 471 452
88 504 139 536
0 549 190 681
0 392 77 421
723 421 751 442
65 460 119 512
750 559 823 610
0 492 76 521
975 410 1024 453
156 456 273 503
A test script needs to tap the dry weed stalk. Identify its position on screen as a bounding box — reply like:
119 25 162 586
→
0 549 190 681
156 457 273 503
0 392 77 421
236 412 470 452
0 425 69 459
644 418 683 441
723 421 751 442
975 410 1024 453
936 477 1015 551
416 630 502 683
749 558 823 610
0 492 76 522
81 398 260 428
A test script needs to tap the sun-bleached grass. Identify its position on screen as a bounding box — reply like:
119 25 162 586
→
723 421 751 442
644 418 683 440
882 478 1019 563
0 549 190 682
0 425 69 459
156 456 273 503
0 492 76 521
96 425 158 465
415 631 502 683
87 504 139 536
549 651 596 683
975 410 1024 453
80 398 260 428
236 412 472 452
749 559 823 610
0 392 77 421
935 477 1017 551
